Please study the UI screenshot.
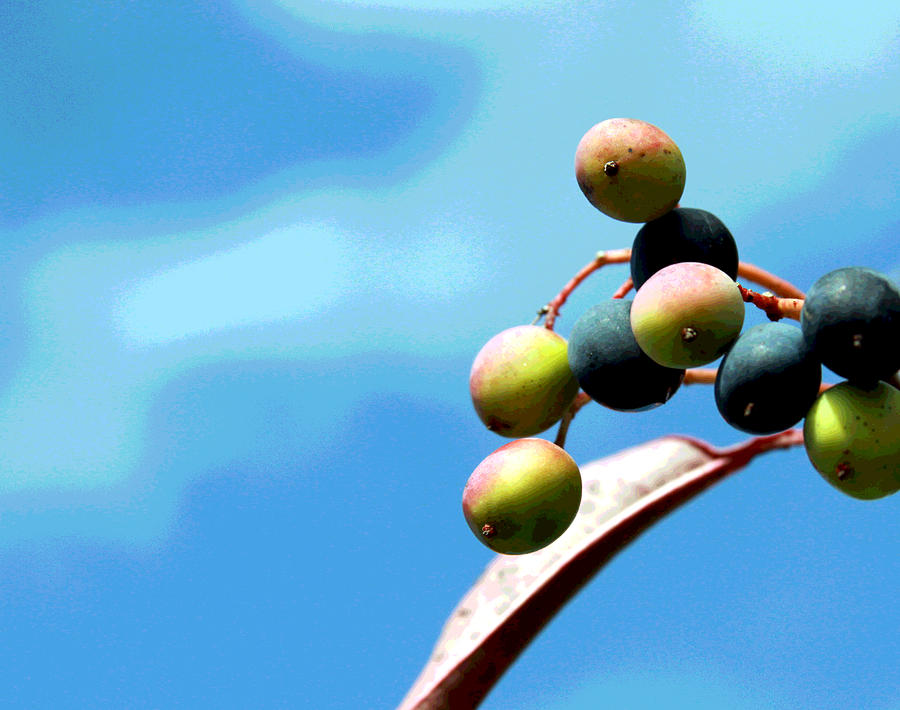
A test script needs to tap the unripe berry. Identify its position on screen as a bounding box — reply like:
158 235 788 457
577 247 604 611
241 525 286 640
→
803 381 900 500
630 262 745 369
462 438 582 555
575 118 686 223
470 325 579 438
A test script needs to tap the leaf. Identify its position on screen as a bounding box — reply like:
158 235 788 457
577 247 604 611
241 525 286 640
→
398 431 801 710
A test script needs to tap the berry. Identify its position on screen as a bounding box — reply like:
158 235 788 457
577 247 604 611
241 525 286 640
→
803 381 900 500
568 300 684 411
470 325 579 438
630 207 739 290
462 438 582 555
801 267 900 387
714 322 821 434
630 262 745 368
574 118 686 223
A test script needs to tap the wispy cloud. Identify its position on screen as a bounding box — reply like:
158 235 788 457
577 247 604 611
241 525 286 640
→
114 223 349 346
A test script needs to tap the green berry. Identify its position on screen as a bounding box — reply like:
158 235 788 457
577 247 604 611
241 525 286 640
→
803 381 900 500
575 118 686 223
630 262 745 368
462 439 582 555
470 325 579 438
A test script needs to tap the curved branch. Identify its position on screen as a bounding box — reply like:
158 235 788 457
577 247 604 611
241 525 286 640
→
738 284 804 321
543 249 631 330
737 262 805 299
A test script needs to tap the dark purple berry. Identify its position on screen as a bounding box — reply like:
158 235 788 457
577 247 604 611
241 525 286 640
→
568 300 684 411
801 267 900 387
715 322 821 434
630 207 739 290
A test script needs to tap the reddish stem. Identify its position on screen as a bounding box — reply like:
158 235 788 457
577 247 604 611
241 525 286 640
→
545 253 807 329
685 368 834 395
612 277 633 299
738 284 804 321
684 368 717 386
554 392 593 449
670 428 804 461
543 249 631 330
737 262 805 299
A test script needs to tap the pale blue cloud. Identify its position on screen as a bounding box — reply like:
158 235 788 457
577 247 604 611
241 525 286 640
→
546 668 794 710
0 188 491 503
114 222 350 346
688 0 900 76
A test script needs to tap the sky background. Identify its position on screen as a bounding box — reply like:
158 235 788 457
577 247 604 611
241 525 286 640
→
1 1 899 708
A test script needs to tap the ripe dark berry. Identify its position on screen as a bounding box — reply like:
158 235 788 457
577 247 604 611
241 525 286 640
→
630 207 739 290
568 300 684 411
800 267 900 387
715 322 821 434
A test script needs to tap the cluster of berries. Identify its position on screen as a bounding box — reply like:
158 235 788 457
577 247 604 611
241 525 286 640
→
462 119 900 556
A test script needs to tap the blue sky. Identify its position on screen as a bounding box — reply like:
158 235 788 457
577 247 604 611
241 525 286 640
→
1 1 898 708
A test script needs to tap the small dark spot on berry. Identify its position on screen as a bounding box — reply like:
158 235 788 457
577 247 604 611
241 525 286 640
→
577 175 593 197
836 462 854 481
482 523 497 538
604 160 619 177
